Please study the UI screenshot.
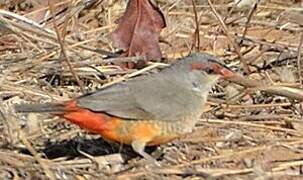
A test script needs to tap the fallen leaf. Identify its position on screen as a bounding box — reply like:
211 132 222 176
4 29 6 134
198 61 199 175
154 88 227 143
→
110 0 166 68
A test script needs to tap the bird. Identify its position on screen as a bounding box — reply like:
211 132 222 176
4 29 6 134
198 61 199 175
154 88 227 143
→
15 53 234 164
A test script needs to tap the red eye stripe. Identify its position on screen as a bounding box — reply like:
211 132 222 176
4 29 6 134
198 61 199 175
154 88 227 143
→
191 62 235 78
190 63 205 70
191 62 221 74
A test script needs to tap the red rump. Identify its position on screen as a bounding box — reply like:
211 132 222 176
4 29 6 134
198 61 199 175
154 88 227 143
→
62 100 108 133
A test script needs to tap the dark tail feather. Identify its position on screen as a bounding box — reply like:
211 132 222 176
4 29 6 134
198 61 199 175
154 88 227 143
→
15 103 65 113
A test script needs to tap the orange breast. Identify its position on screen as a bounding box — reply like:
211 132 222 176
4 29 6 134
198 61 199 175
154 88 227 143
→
100 119 180 146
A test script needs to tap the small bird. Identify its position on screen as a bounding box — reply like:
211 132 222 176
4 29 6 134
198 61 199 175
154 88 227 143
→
15 53 234 163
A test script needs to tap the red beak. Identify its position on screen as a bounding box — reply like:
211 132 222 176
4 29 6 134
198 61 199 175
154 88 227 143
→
211 63 235 78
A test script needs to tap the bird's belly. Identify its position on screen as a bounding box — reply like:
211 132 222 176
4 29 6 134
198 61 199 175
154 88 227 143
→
100 119 191 146
63 108 197 146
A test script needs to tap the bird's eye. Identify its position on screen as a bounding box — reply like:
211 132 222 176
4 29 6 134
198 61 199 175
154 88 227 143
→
205 68 214 74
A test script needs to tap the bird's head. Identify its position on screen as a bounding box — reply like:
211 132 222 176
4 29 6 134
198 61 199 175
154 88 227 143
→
190 55 234 78
178 53 235 90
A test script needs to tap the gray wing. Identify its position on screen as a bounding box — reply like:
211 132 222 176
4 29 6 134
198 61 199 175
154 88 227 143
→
128 74 206 121
77 72 205 121
76 82 153 119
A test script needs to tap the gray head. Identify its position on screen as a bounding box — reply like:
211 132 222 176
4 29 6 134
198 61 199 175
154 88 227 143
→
169 53 234 83
159 53 235 95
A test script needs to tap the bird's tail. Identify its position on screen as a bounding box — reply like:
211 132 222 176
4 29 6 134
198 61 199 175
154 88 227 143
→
15 103 65 113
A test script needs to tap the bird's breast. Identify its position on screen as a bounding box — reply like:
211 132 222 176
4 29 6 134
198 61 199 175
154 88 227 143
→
98 119 199 146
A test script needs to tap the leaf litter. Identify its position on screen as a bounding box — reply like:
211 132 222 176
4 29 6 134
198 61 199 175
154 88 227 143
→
0 0 303 179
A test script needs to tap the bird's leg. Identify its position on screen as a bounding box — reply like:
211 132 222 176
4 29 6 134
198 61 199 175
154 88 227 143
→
131 140 160 166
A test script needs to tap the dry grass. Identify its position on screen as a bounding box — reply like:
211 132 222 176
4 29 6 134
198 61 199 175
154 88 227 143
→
0 0 303 179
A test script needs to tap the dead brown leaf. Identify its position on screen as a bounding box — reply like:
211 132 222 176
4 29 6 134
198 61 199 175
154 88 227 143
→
110 0 166 68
